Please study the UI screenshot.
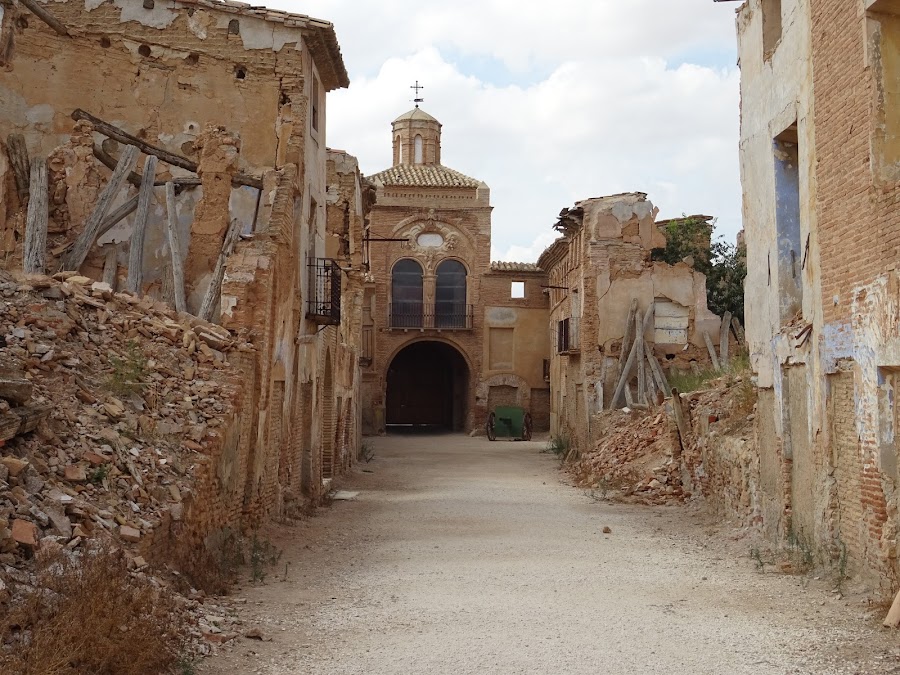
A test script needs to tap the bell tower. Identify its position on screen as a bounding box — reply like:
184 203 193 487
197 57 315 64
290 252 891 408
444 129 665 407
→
391 107 442 166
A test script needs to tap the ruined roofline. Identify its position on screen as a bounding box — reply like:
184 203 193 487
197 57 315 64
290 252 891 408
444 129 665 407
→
536 236 569 271
175 0 349 90
655 214 715 227
489 262 544 274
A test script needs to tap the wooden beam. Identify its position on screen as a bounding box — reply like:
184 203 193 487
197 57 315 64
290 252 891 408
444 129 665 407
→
102 245 118 289
63 144 140 272
670 389 691 456
198 218 242 322
645 341 670 398
125 155 158 295
164 182 187 313
610 329 641 410
73 109 262 189
92 144 202 190
23 157 48 274
720 310 732 365
19 0 69 37
636 311 646 405
703 331 720 371
6 134 30 201
731 315 745 345
616 298 638 383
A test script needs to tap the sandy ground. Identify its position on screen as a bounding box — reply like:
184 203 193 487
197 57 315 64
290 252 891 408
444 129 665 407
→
200 434 900 675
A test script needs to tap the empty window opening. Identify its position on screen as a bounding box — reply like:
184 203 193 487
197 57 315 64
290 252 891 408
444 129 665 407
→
511 281 525 299
311 76 320 133
185 53 199 65
235 65 247 80
414 135 424 164
774 124 803 322
762 0 783 57
100 37 111 48
138 44 151 57
143 0 155 8
228 19 240 35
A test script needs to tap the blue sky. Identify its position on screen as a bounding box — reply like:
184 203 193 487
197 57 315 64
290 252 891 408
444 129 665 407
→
270 0 743 261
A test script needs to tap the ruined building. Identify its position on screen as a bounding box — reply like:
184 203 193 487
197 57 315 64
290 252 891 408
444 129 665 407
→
0 0 367 554
537 193 722 449
361 107 551 434
735 0 900 584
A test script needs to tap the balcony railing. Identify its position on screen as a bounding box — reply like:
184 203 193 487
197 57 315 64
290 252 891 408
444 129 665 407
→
389 303 474 330
307 258 341 325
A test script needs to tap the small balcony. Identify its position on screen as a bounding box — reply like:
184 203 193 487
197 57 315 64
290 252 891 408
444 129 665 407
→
307 258 341 325
389 302 474 330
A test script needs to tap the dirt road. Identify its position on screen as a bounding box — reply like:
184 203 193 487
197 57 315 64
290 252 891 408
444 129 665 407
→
200 434 899 674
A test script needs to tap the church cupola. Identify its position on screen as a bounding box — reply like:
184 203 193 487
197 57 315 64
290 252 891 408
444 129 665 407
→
391 107 441 166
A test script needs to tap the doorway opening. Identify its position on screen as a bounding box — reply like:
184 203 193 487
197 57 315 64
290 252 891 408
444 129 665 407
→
386 341 469 432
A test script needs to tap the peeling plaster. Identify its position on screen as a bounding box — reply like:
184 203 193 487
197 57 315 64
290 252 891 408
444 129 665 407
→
214 14 301 52
112 0 177 29
187 10 212 40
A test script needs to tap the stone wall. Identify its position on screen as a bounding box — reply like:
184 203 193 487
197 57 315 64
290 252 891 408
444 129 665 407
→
0 0 359 573
737 0 900 587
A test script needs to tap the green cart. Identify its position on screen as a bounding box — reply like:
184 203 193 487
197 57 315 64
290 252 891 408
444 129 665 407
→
486 406 533 441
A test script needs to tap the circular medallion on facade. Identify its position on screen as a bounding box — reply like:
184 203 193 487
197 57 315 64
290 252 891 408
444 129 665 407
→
416 232 444 248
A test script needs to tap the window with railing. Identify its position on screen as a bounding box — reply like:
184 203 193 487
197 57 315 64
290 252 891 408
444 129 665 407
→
435 260 467 329
306 258 341 325
391 259 423 328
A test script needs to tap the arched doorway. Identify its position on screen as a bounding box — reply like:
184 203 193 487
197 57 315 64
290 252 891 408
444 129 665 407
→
386 341 469 432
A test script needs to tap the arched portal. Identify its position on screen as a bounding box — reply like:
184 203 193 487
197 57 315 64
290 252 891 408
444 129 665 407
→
386 341 469 432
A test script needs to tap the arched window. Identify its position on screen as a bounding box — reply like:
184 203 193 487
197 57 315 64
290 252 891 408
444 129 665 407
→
435 259 467 328
414 135 424 164
391 259 423 327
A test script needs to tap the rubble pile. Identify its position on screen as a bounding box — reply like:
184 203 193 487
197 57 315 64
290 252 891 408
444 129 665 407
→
0 270 249 623
572 372 754 506
571 409 683 505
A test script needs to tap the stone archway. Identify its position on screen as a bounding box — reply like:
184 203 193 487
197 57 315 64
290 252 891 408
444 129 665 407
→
386 341 470 432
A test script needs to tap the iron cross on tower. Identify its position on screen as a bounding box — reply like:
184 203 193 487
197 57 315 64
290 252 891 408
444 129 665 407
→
410 80 424 107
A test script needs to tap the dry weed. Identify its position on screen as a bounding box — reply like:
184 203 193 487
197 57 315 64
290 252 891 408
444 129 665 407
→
0 544 188 675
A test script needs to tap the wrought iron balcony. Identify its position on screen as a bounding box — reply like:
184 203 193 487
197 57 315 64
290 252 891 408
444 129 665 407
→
307 258 342 325
389 303 474 330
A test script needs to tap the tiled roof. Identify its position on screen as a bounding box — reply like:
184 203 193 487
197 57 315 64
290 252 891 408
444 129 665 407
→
175 0 349 90
490 262 543 273
368 164 482 189
393 108 439 124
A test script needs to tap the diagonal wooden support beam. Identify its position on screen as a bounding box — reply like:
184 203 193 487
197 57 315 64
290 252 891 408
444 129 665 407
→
19 0 69 36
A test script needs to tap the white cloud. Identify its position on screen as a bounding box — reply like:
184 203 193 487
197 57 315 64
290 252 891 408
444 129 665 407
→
268 0 742 262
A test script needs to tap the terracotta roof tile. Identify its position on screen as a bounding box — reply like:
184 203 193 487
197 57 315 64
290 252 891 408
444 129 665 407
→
490 262 543 273
368 164 482 189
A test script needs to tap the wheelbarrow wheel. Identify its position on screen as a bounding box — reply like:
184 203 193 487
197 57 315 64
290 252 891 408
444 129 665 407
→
523 413 533 441
486 412 496 441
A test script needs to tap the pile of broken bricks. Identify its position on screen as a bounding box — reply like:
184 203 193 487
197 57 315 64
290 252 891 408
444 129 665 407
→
572 408 687 505
0 270 252 642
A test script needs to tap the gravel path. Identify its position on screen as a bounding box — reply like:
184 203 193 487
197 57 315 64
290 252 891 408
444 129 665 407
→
200 434 899 675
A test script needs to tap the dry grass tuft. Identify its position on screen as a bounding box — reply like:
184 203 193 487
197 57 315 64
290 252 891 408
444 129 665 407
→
0 544 188 675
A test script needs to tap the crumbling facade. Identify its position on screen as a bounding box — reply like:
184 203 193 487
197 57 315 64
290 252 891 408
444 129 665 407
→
361 107 550 434
538 193 721 450
0 0 364 565
737 0 900 585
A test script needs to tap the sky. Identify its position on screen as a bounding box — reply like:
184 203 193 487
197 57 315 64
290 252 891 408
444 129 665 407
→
268 0 742 263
